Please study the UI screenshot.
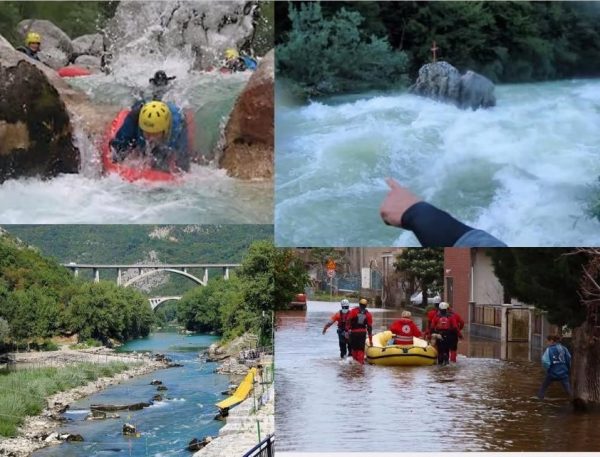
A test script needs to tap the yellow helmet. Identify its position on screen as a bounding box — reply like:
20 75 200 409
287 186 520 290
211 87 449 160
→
26 32 41 45
359 298 368 306
225 48 239 60
138 101 171 134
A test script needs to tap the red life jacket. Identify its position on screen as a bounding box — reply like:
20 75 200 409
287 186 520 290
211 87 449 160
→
350 309 369 331
392 318 416 344
337 311 349 329
434 311 455 331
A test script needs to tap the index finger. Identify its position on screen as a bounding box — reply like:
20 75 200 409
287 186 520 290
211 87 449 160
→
385 177 402 190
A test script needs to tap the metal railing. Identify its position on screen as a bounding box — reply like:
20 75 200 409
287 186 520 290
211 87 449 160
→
242 434 275 457
471 303 502 327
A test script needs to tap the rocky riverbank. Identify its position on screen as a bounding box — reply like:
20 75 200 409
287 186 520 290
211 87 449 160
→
0 349 169 457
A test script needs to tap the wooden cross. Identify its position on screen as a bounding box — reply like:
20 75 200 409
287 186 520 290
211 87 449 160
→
431 41 439 63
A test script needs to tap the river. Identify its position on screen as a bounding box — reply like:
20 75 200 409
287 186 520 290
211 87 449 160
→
275 301 600 452
275 79 600 246
33 332 231 457
0 39 272 224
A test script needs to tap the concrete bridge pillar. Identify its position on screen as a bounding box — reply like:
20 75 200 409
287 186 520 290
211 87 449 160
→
183 267 188 274
93 268 100 283
74 268 79 278
224 267 230 280
117 268 122 286
203 268 209 284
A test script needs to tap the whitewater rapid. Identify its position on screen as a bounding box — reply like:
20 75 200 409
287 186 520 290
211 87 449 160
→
275 79 600 246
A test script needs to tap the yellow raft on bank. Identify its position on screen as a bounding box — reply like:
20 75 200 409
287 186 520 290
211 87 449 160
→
215 367 257 410
366 331 437 366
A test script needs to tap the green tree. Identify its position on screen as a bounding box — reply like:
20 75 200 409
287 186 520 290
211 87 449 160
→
277 2 409 98
394 248 443 306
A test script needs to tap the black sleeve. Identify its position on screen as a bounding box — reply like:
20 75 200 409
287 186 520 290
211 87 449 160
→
401 202 474 247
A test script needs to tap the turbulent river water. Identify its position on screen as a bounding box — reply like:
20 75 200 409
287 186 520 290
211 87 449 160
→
0 53 272 224
33 332 230 457
275 301 600 452
275 79 600 246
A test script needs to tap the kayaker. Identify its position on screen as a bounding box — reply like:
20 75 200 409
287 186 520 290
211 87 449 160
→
389 311 422 345
148 70 176 101
538 335 572 400
223 48 258 73
110 100 190 172
322 299 352 358
17 32 42 62
430 302 459 365
345 298 373 365
380 177 507 247
447 305 465 363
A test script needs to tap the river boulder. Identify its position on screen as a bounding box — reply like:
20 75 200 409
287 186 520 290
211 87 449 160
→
74 55 102 72
218 49 273 180
122 423 137 436
0 36 79 183
410 61 495 110
72 33 105 57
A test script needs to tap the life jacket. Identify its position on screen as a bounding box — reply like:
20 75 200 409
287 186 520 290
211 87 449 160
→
434 312 454 331
393 318 415 344
337 311 349 329
350 309 369 330
131 101 186 151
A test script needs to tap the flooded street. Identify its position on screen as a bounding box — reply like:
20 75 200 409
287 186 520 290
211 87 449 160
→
275 301 600 452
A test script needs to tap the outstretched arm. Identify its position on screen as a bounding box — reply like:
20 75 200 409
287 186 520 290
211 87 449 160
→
380 177 506 247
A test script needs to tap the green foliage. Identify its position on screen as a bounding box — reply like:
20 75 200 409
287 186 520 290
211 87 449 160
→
0 233 153 345
276 1 600 85
252 1 274 56
0 361 132 437
277 2 409 98
488 249 587 328
395 248 443 306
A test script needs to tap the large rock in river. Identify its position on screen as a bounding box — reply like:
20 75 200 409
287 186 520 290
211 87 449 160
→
218 49 273 180
410 61 495 110
0 34 118 183
0 40 79 182
16 19 73 69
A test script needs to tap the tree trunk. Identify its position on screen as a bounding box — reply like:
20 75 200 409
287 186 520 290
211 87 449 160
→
571 322 600 410
422 283 429 308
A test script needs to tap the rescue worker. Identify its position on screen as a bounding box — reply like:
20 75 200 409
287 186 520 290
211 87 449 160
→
322 299 351 358
110 100 190 172
447 304 465 362
17 32 41 61
223 48 258 73
345 298 373 365
425 302 440 335
389 311 422 345
430 302 459 365
538 335 572 400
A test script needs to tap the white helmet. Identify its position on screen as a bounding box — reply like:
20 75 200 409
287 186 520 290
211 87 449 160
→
439 302 450 310
340 299 350 312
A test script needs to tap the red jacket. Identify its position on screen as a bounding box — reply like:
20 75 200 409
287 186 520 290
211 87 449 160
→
426 309 438 332
449 309 465 330
389 318 421 345
431 312 462 337
328 311 350 330
345 307 373 335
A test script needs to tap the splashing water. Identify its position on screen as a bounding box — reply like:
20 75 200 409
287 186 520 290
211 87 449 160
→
0 1 272 224
275 79 600 246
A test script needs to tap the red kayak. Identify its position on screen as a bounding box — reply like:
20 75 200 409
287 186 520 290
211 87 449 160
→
100 109 195 183
58 66 92 78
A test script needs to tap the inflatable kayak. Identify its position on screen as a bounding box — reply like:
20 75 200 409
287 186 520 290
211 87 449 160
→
101 108 195 183
366 331 437 366
58 66 92 78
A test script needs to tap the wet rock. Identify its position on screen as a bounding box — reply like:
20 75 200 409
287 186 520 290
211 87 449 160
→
151 394 163 402
187 436 213 452
73 55 102 72
122 423 137 436
61 433 84 442
150 379 163 386
219 49 274 180
0 40 79 183
91 402 151 412
214 407 229 421
72 33 105 57
459 70 496 110
87 410 120 420
157 385 168 391
409 61 495 110
167 362 184 368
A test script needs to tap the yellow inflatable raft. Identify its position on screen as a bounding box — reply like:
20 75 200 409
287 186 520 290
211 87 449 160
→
366 331 437 366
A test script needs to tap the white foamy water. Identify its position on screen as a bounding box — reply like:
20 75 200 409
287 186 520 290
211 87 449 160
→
275 79 600 246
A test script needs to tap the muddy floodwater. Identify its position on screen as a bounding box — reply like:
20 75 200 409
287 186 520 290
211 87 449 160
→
275 301 600 453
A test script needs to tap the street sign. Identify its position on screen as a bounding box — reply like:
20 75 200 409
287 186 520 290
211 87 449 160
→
327 269 336 278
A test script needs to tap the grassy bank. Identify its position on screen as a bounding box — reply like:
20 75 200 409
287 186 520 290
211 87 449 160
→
0 361 132 437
